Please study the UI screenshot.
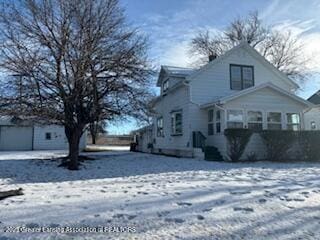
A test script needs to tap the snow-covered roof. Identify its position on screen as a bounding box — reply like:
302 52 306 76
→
308 91 320 105
156 65 195 86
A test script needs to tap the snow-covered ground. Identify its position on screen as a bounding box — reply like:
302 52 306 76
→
0 150 320 240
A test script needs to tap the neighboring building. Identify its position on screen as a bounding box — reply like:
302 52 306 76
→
134 42 314 159
0 116 86 151
88 134 133 146
132 125 153 153
305 91 320 130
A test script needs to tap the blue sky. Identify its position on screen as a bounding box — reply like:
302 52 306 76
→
108 0 320 134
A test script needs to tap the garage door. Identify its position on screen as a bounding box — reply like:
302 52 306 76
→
0 126 33 151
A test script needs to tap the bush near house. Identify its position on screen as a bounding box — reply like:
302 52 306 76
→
224 129 253 162
298 131 320 161
259 130 297 161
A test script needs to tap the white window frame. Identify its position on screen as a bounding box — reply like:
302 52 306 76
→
163 79 169 94
247 110 263 131
226 109 244 129
286 112 301 131
171 110 183 135
267 111 282 130
156 117 164 137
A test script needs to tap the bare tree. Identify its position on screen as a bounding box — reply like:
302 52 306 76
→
89 120 107 145
0 0 152 170
190 12 309 82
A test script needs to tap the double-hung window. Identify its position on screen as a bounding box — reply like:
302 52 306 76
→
247 111 263 131
157 117 164 137
286 113 300 131
267 112 282 130
227 110 244 129
230 64 254 90
171 111 183 135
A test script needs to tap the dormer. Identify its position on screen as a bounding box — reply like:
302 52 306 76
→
157 66 194 96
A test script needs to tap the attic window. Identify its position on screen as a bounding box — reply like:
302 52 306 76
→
230 64 254 90
163 80 169 93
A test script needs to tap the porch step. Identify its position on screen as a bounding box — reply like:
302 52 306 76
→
193 148 205 160
204 146 224 161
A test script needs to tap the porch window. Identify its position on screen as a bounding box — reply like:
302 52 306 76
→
230 64 254 90
227 109 244 129
171 111 183 135
157 117 164 137
267 112 282 130
216 110 221 133
286 113 300 131
247 111 263 131
208 109 214 136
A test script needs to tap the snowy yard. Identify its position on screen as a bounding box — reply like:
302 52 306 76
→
0 150 320 240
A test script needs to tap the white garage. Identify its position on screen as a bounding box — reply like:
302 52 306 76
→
0 116 87 151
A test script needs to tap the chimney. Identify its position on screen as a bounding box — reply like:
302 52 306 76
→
208 54 217 62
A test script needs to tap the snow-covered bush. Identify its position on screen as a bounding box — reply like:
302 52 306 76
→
224 129 253 161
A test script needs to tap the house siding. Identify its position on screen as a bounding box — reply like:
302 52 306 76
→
190 47 293 105
304 107 320 130
153 85 191 150
33 125 86 150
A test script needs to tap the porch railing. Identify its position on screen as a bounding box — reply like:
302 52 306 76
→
192 131 206 150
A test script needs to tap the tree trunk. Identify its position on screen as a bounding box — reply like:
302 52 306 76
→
92 134 96 144
65 126 83 170
89 122 97 145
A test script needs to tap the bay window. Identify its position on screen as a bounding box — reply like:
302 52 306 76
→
227 110 244 129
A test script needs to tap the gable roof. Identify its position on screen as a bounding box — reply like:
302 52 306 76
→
187 42 299 89
308 91 320 105
156 65 195 87
200 82 313 109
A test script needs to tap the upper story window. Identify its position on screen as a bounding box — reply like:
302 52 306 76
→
157 117 164 137
171 111 183 135
230 64 254 90
163 80 169 93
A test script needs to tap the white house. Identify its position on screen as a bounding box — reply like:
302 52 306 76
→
136 42 314 159
0 116 86 151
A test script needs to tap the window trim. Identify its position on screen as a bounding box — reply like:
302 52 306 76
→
247 110 263 131
267 111 282 130
226 109 244 129
230 64 254 90
286 112 301 131
162 79 169 94
171 110 183 136
156 117 164 137
45 132 52 140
